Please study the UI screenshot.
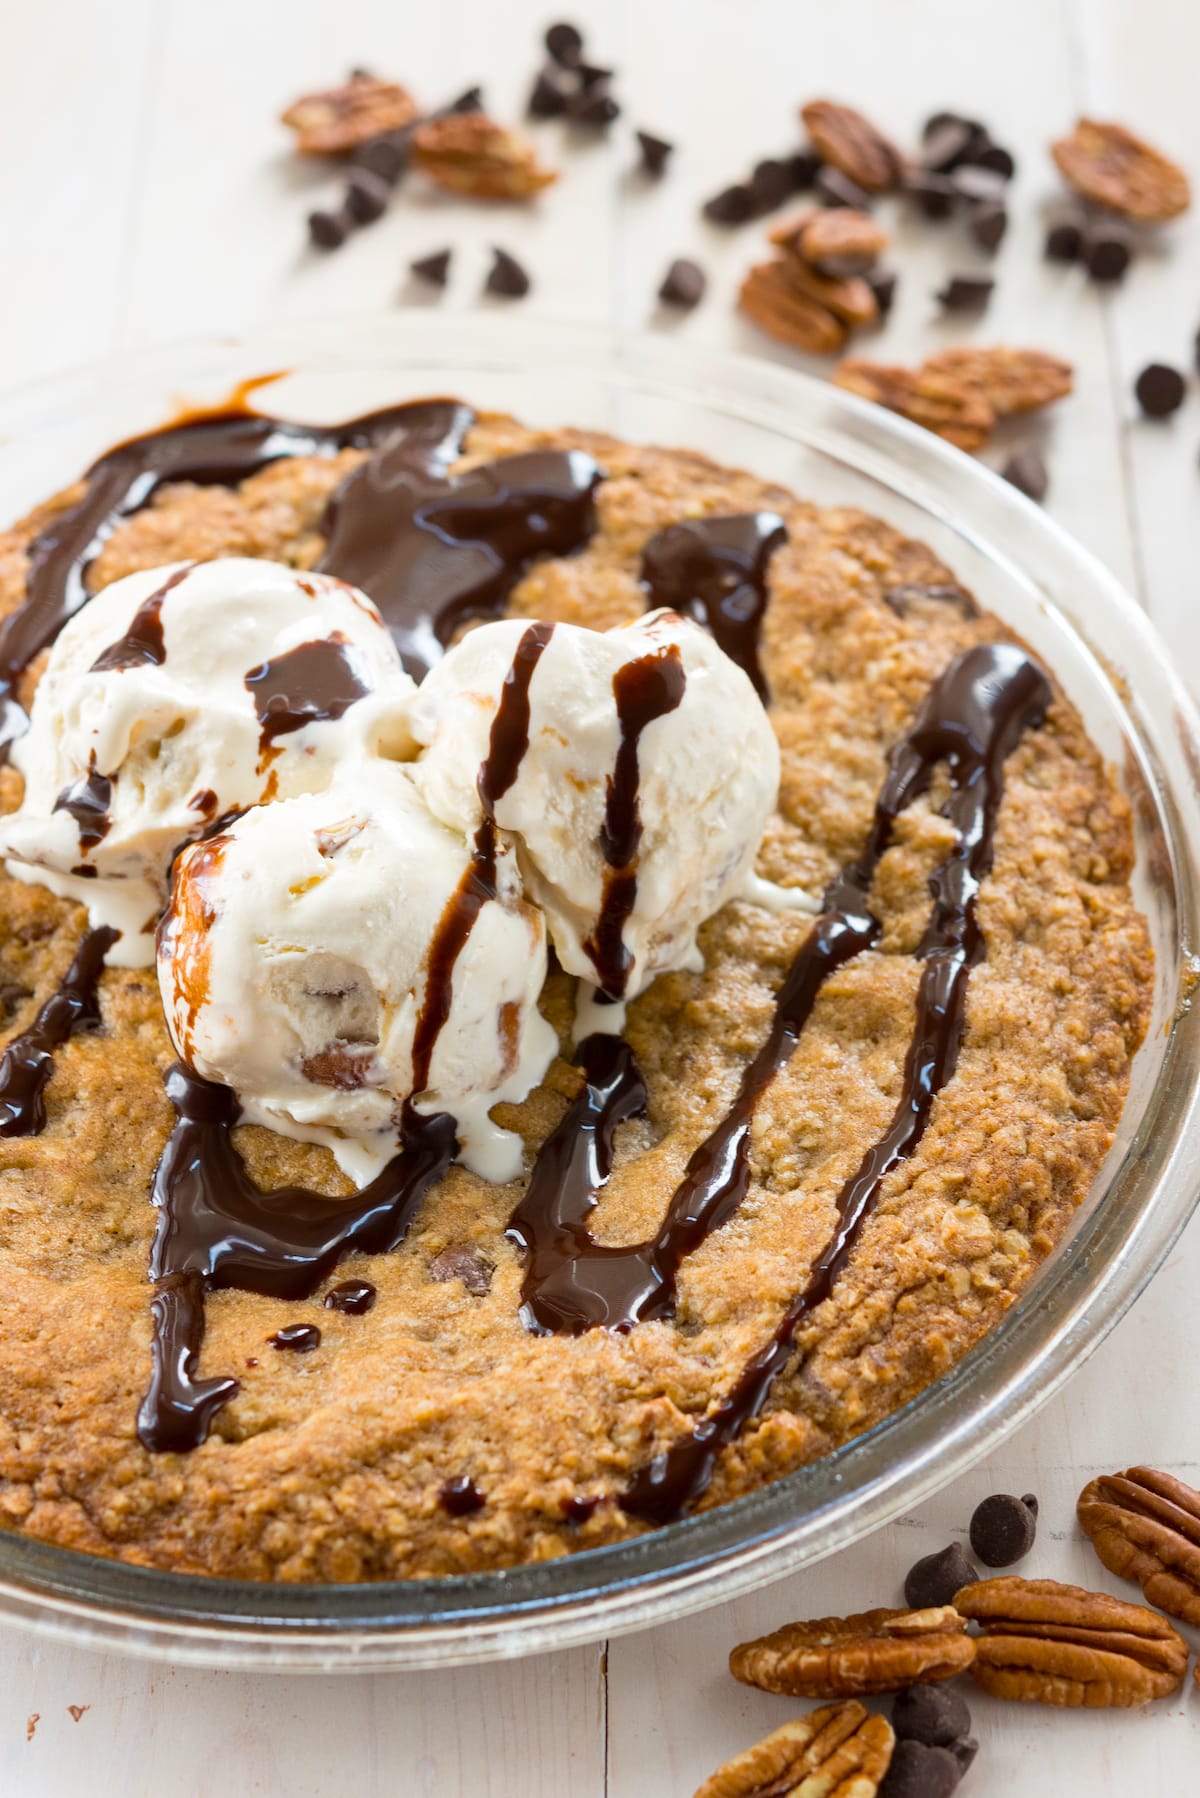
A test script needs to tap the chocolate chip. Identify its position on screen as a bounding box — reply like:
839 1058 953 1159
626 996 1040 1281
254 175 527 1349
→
269 1322 321 1353
867 269 898 315
1135 361 1186 417
1085 226 1132 282
636 130 673 177
973 142 1016 179
750 157 793 212
528 67 570 118
0 983 32 1019
566 83 619 126
814 165 872 209
324 1279 377 1315
969 1491 1038 1565
485 247 531 298
970 200 1008 252
352 131 409 184
951 164 1008 205
936 274 994 310
307 209 351 250
789 148 822 191
576 61 613 89
702 182 755 225
544 21 584 67
1045 217 1085 262
447 85 484 114
922 117 978 174
883 581 978 619
904 171 958 219
903 1541 976 1608
892 1685 973 1748
950 1736 979 1777
658 257 706 309
428 1243 494 1296
1002 448 1049 503
410 248 452 287
344 167 391 224
923 110 974 140
879 1740 961 1798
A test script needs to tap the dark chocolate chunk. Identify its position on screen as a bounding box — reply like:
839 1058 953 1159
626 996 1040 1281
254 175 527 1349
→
867 269 898 315
0 983 32 1020
952 164 1008 206
528 66 570 118
352 131 409 184
448 85 484 115
879 1741 962 1798
439 1475 486 1515
815 164 872 209
1085 226 1132 282
307 208 350 251
1045 217 1085 262
268 1322 321 1353
1021 1492 1039 1517
428 1243 494 1296
884 581 977 619
635 130 673 176
658 257 706 309
922 116 978 173
1002 448 1049 503
969 1491 1038 1565
936 274 994 310
789 148 821 190
344 167 391 224
904 171 958 219
1135 361 1186 417
750 157 793 212
903 1541 976 1608
544 21 583 67
949 1736 979 1777
970 200 1008 252
485 247 531 298
576 61 613 89
324 1278 377 1315
702 182 755 225
410 247 452 287
973 142 1016 178
567 83 620 126
892 1685 972 1748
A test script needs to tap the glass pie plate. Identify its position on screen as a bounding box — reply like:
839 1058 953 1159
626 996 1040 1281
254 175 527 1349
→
0 315 1197 1672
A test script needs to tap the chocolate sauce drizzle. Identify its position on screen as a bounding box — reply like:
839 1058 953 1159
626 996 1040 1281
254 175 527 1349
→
583 646 686 997
90 562 194 674
318 443 602 679
245 636 369 755
0 926 118 1136
136 1065 455 1452
53 758 113 852
640 513 787 702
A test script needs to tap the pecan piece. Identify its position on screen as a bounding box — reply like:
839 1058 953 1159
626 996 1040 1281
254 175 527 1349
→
1051 118 1190 221
772 208 889 275
281 75 419 156
731 1606 974 1699
693 1702 894 1798
920 347 1073 416
833 359 994 452
739 262 847 356
1078 1466 1200 1626
776 259 878 327
800 101 905 194
956 1576 1189 1707
411 113 557 200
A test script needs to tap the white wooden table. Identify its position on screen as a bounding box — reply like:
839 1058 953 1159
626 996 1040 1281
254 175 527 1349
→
2 1 1198 1791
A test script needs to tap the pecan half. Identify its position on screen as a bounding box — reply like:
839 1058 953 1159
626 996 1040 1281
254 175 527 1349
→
411 113 557 200
774 209 889 275
833 359 994 452
740 262 847 355
281 75 419 156
1051 118 1190 221
956 1576 1189 1707
693 1702 894 1798
1078 1466 1200 1626
920 347 1073 415
731 1606 974 1699
778 260 878 328
800 101 905 193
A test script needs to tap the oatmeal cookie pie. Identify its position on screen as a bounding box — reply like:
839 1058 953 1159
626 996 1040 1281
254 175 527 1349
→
0 394 1150 1580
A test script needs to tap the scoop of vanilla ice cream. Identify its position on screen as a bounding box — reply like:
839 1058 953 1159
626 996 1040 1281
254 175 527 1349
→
409 610 794 1007
2 558 415 965
157 760 556 1186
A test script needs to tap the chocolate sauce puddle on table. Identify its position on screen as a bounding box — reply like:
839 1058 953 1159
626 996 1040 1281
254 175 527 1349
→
0 926 118 1136
640 512 787 701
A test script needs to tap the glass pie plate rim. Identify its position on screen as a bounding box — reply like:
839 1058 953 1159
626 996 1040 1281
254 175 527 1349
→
0 313 1196 1673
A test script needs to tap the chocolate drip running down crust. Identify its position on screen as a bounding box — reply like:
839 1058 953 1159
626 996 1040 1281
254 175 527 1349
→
0 926 118 1136
640 512 788 701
